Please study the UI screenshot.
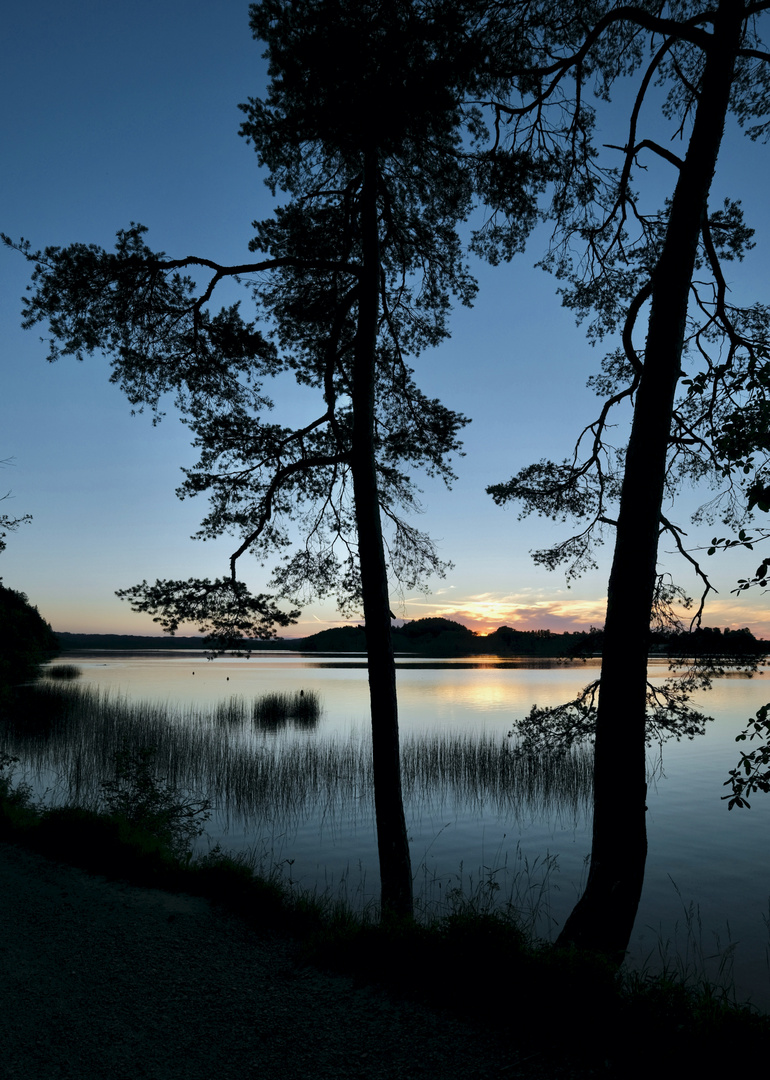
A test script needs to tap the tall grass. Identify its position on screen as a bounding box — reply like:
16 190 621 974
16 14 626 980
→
1 681 592 834
211 690 322 730
401 729 592 820
43 663 83 681
253 690 321 731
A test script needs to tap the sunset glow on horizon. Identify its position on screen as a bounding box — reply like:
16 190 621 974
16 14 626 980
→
409 593 770 641
39 585 770 642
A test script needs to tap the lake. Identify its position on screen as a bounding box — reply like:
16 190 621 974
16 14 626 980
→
11 650 770 1008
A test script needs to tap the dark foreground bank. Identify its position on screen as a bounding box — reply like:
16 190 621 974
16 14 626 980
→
4 841 562 1080
2 771 770 1080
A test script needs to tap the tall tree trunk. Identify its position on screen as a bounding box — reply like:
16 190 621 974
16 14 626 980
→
557 0 744 959
351 145 414 920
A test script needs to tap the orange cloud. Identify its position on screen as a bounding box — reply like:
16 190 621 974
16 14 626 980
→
287 589 770 641
695 596 770 639
395 590 770 639
396 592 609 635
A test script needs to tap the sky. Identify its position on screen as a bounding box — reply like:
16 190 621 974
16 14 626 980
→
2 0 770 640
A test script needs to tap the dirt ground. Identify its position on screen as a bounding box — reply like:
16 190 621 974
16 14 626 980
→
0 841 598 1079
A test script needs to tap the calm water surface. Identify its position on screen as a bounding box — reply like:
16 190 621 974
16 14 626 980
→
38 651 770 1007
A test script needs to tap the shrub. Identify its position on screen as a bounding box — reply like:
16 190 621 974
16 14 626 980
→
99 744 211 859
0 751 35 832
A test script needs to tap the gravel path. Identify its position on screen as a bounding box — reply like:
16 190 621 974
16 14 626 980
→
0 842 588 1080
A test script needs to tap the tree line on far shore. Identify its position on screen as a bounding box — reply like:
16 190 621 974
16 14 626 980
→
54 618 768 660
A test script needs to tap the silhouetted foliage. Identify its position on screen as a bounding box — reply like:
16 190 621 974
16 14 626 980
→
99 744 211 860
299 626 367 652
482 0 770 959
564 628 605 658
0 584 59 697
397 617 474 639
4 0 546 919
0 458 31 554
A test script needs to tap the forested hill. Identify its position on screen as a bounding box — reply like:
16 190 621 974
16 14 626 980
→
300 620 770 657
56 620 767 658
56 622 565 655
1 585 60 695
300 621 581 656
56 621 569 656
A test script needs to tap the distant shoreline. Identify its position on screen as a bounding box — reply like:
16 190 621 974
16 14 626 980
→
54 620 769 661
53 624 583 658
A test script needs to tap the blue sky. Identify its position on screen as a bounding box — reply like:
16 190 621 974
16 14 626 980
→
2 0 770 639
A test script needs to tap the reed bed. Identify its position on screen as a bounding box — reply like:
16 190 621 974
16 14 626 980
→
1 682 593 831
43 664 83 681
253 691 322 731
400 730 593 819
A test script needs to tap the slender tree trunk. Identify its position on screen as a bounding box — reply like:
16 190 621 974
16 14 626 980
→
557 0 744 959
350 145 414 920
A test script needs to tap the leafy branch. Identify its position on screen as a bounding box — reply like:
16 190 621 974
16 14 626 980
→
723 703 770 809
